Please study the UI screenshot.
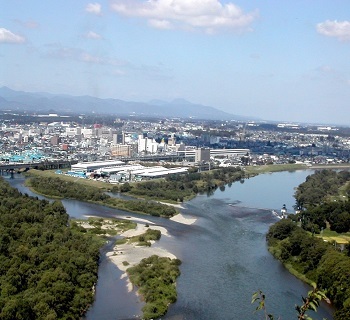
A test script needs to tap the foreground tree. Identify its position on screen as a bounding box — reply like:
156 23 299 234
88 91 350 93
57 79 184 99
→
252 286 328 320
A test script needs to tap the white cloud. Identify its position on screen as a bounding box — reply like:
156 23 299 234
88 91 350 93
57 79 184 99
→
0 28 25 43
110 0 257 33
316 20 350 41
85 31 102 39
85 3 102 15
149 19 173 29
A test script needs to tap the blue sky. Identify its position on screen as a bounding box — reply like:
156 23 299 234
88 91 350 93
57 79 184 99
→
1 1 350 125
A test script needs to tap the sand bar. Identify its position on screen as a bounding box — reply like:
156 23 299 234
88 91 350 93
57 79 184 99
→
107 221 176 291
170 212 197 225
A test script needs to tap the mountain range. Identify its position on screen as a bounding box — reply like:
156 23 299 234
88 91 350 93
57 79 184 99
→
0 87 255 121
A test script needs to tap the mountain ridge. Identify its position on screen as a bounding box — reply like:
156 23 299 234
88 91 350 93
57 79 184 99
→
0 86 257 121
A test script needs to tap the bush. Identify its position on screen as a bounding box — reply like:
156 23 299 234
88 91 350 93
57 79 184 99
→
266 219 297 242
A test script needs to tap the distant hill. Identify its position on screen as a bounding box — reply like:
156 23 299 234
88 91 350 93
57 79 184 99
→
0 86 256 121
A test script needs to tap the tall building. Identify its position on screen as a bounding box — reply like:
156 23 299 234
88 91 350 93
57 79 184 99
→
111 144 137 157
112 133 125 145
50 135 60 146
111 144 131 157
195 147 210 162
168 135 176 146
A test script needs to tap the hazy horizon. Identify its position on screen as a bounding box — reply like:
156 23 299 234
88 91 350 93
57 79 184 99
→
2 1 350 125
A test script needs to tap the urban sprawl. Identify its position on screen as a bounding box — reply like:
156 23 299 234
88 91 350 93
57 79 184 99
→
1 112 350 183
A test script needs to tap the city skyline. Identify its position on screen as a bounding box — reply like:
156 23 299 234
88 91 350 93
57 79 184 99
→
1 1 350 125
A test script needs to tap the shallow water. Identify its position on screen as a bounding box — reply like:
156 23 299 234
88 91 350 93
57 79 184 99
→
4 170 334 319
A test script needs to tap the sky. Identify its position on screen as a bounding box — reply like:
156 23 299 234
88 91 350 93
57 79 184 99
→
1 1 350 125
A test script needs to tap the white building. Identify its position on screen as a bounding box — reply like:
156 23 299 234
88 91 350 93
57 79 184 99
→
137 135 159 154
71 160 125 173
66 127 81 137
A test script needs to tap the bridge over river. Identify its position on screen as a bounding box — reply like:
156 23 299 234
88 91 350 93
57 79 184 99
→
0 160 78 173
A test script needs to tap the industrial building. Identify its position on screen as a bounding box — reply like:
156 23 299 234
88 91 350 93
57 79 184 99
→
177 148 250 162
71 160 125 173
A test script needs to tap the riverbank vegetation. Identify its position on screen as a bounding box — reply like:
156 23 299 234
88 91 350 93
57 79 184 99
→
267 169 350 319
127 228 162 247
293 169 350 234
127 255 181 320
112 228 178 319
244 163 307 175
267 220 350 319
25 168 112 190
26 167 246 214
123 166 245 202
26 174 177 218
71 217 136 236
0 177 103 319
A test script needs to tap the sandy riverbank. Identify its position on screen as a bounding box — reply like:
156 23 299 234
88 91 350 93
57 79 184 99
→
170 212 197 225
106 210 196 291
106 216 179 291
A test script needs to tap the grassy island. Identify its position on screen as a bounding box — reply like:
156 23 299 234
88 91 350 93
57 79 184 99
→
127 255 181 320
25 172 177 218
117 166 245 202
25 166 247 216
110 225 181 320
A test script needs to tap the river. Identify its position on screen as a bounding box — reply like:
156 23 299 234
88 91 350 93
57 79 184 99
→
3 170 334 319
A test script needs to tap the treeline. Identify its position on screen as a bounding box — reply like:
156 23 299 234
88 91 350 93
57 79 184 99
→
267 219 350 319
294 169 350 208
292 170 350 233
28 176 176 218
126 167 245 202
127 255 181 320
0 177 102 319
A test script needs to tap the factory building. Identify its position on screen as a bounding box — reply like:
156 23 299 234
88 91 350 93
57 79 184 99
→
71 160 125 173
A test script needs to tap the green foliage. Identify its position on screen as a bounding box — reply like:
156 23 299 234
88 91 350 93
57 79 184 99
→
251 290 275 319
127 167 245 202
252 286 327 320
266 219 297 243
0 177 101 319
127 229 162 246
115 238 127 245
120 182 132 193
127 255 181 320
267 221 350 318
295 169 350 209
295 286 328 320
293 170 350 233
267 170 350 319
317 249 350 318
27 176 177 218
143 228 161 241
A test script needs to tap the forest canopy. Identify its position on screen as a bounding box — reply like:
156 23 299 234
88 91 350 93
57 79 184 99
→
293 169 350 233
0 177 102 319
267 169 350 319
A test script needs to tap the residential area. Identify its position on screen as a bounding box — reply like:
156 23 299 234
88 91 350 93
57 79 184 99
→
1 111 350 182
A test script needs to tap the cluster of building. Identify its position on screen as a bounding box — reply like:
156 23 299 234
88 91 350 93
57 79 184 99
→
1 114 349 171
66 160 189 183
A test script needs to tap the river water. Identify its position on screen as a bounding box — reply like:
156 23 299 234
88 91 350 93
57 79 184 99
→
4 170 334 319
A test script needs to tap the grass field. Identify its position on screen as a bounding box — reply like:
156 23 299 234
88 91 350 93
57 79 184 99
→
316 229 350 244
244 163 307 175
26 169 112 190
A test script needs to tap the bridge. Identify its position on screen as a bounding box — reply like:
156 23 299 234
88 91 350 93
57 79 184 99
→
0 160 78 173
115 154 192 162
